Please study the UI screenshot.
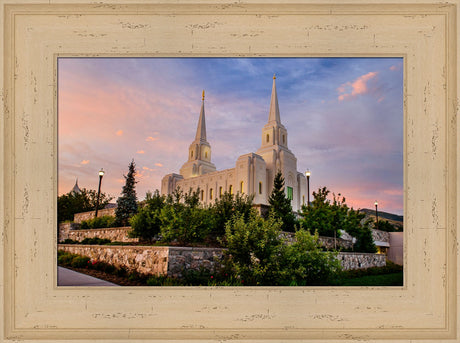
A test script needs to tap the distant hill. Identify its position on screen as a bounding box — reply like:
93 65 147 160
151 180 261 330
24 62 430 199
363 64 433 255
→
359 208 403 230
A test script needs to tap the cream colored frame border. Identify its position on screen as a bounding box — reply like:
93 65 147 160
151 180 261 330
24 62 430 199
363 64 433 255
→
1 1 458 342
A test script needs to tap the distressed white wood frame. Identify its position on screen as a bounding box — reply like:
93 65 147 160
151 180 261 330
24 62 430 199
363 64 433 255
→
1 1 458 342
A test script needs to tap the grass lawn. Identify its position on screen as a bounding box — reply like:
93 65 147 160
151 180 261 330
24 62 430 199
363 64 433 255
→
337 272 403 286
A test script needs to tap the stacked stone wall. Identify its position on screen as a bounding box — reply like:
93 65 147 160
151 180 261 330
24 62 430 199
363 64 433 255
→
337 252 386 270
58 245 386 276
58 222 80 241
58 223 138 243
73 208 116 223
59 244 169 275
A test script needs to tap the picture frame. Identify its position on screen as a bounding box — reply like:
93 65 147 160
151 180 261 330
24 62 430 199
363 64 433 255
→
1 0 458 341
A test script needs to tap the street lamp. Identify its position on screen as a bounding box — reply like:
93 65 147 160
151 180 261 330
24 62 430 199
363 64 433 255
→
305 169 311 206
94 168 105 218
374 200 379 230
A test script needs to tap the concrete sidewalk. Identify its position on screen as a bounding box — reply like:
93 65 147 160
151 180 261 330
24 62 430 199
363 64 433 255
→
57 266 119 286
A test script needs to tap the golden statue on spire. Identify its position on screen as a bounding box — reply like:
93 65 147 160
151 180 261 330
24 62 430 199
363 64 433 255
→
202 90 205 100
273 74 276 80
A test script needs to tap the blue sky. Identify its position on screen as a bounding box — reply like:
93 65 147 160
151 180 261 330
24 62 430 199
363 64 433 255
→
58 57 403 214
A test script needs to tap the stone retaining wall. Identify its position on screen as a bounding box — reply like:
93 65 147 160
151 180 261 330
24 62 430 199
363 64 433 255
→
58 225 138 243
58 245 385 276
58 245 224 276
73 208 116 223
337 252 386 270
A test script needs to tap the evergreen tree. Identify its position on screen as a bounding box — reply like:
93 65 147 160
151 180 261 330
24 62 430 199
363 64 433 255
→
115 160 138 226
268 171 296 232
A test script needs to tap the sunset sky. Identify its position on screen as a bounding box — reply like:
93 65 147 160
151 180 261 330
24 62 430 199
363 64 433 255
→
58 57 403 215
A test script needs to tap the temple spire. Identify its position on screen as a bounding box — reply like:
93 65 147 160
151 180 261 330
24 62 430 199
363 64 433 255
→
195 90 207 141
268 74 281 124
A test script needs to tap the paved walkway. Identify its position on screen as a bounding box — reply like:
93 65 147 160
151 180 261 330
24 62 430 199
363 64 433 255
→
57 266 119 286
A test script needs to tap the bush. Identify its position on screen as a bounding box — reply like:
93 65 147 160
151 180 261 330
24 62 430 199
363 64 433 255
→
80 237 111 245
278 229 342 286
129 190 166 242
223 213 285 285
57 251 75 266
223 214 342 286
70 255 90 268
79 215 116 230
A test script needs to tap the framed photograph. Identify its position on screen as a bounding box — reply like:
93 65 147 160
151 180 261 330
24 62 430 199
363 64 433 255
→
1 0 458 341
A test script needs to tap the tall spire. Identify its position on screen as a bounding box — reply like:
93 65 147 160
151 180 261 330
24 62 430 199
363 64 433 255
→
195 90 207 142
268 74 281 124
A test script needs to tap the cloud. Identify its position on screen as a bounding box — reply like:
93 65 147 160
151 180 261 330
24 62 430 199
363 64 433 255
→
80 160 90 165
337 71 378 101
154 163 163 167
136 150 145 154
146 136 159 142
142 166 155 172
116 130 123 136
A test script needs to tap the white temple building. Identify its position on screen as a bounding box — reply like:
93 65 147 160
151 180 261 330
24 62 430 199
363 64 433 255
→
161 76 308 212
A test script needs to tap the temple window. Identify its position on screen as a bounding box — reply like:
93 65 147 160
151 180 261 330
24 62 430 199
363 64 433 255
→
229 185 233 194
240 181 244 193
287 186 293 201
266 134 269 143
210 188 213 200
259 182 262 194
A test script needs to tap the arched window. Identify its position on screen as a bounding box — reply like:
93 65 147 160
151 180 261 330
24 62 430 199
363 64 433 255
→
259 182 262 194
240 181 244 193
266 134 269 143
229 185 233 194
205 151 208 158
191 151 193 158
219 186 223 197
201 190 204 201
210 188 213 200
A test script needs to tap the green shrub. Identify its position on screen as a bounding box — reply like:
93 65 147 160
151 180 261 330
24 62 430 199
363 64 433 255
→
278 229 342 286
62 238 78 244
80 237 111 245
57 251 75 266
79 215 116 230
70 255 90 268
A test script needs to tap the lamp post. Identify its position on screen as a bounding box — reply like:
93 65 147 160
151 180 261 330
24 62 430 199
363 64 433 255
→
94 168 105 218
305 170 311 206
374 200 379 230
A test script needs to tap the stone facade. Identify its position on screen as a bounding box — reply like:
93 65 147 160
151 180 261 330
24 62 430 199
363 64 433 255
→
73 207 116 223
58 224 138 243
337 252 386 270
58 244 385 276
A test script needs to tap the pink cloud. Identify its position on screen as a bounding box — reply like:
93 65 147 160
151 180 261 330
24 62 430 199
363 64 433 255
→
80 160 90 165
142 166 155 172
116 130 123 136
146 136 159 142
137 150 145 154
337 71 378 101
155 163 163 167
